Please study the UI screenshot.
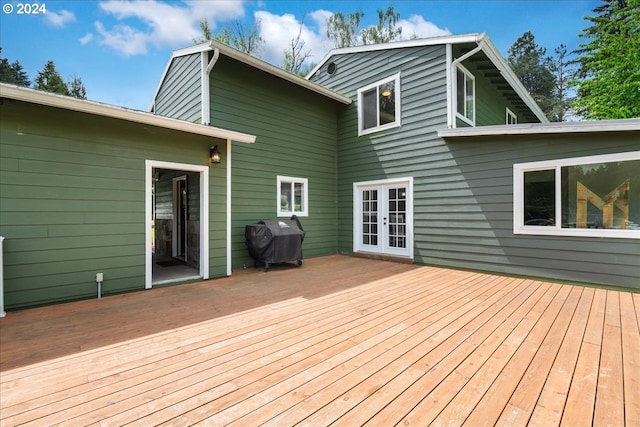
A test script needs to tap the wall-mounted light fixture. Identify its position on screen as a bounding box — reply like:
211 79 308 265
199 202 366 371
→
210 145 221 164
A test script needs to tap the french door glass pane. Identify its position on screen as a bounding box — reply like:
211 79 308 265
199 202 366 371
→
362 189 378 246
388 187 407 248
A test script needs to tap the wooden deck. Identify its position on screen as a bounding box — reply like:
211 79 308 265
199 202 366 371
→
1 255 638 426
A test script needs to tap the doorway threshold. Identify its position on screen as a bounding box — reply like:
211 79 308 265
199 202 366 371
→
152 274 202 286
152 254 201 285
353 251 414 264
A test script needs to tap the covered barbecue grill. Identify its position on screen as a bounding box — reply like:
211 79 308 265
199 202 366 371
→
245 216 305 271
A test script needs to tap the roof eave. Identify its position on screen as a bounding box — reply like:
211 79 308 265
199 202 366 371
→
1 84 256 144
438 119 640 138
478 36 550 123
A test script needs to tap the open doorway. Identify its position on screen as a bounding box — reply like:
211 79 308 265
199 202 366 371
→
146 161 209 288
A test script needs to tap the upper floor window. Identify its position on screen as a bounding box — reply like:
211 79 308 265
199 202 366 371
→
277 176 308 217
514 151 640 239
507 108 518 125
456 65 475 126
358 73 401 136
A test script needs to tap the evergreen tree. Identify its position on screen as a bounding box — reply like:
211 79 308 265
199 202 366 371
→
67 74 87 99
507 31 557 121
0 48 31 86
548 44 575 121
35 60 69 95
572 0 640 119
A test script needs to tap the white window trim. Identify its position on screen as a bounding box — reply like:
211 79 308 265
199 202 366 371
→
506 108 517 124
357 73 401 136
455 64 475 126
277 175 309 217
513 151 640 239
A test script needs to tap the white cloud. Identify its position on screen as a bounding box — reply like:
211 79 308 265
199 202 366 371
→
44 9 76 28
79 33 94 45
397 15 451 39
92 0 245 56
95 21 150 56
255 10 333 68
89 0 450 65
254 10 451 69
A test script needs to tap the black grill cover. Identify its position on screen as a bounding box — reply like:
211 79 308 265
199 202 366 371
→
245 216 305 269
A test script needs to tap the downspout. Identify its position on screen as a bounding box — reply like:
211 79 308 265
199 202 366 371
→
226 138 232 276
201 46 219 126
449 34 485 128
201 45 234 276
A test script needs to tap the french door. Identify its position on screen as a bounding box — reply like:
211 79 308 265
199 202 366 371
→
354 178 413 258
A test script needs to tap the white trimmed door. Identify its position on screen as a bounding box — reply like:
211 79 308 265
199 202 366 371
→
354 178 413 258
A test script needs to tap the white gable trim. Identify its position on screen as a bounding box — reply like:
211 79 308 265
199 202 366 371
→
307 33 482 78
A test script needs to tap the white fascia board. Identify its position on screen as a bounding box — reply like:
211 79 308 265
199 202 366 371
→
479 36 549 123
438 119 640 138
307 33 483 79
1 84 256 144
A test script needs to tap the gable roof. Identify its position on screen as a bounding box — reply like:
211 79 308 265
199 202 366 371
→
151 40 352 112
307 33 548 123
0 83 256 144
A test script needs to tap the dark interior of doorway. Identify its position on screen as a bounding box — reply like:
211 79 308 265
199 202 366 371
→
151 168 201 285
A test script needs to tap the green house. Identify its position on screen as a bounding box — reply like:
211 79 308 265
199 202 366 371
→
0 84 255 310
1 33 638 311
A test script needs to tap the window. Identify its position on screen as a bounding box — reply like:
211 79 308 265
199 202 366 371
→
507 108 517 125
514 152 640 238
456 65 475 126
358 73 401 136
277 176 308 217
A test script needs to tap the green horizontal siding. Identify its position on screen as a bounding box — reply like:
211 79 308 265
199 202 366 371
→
0 99 224 309
209 57 340 268
154 53 202 123
311 45 639 288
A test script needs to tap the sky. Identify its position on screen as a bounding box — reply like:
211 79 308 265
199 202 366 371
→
1 0 601 111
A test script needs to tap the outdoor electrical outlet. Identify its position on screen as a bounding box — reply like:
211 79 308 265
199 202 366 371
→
96 273 104 282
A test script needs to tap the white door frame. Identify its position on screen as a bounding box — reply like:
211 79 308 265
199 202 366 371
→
353 177 414 259
145 160 209 289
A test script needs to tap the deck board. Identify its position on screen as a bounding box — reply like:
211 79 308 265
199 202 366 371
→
1 255 638 426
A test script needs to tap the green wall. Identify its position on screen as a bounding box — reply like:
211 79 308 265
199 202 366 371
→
209 56 341 269
0 99 225 309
